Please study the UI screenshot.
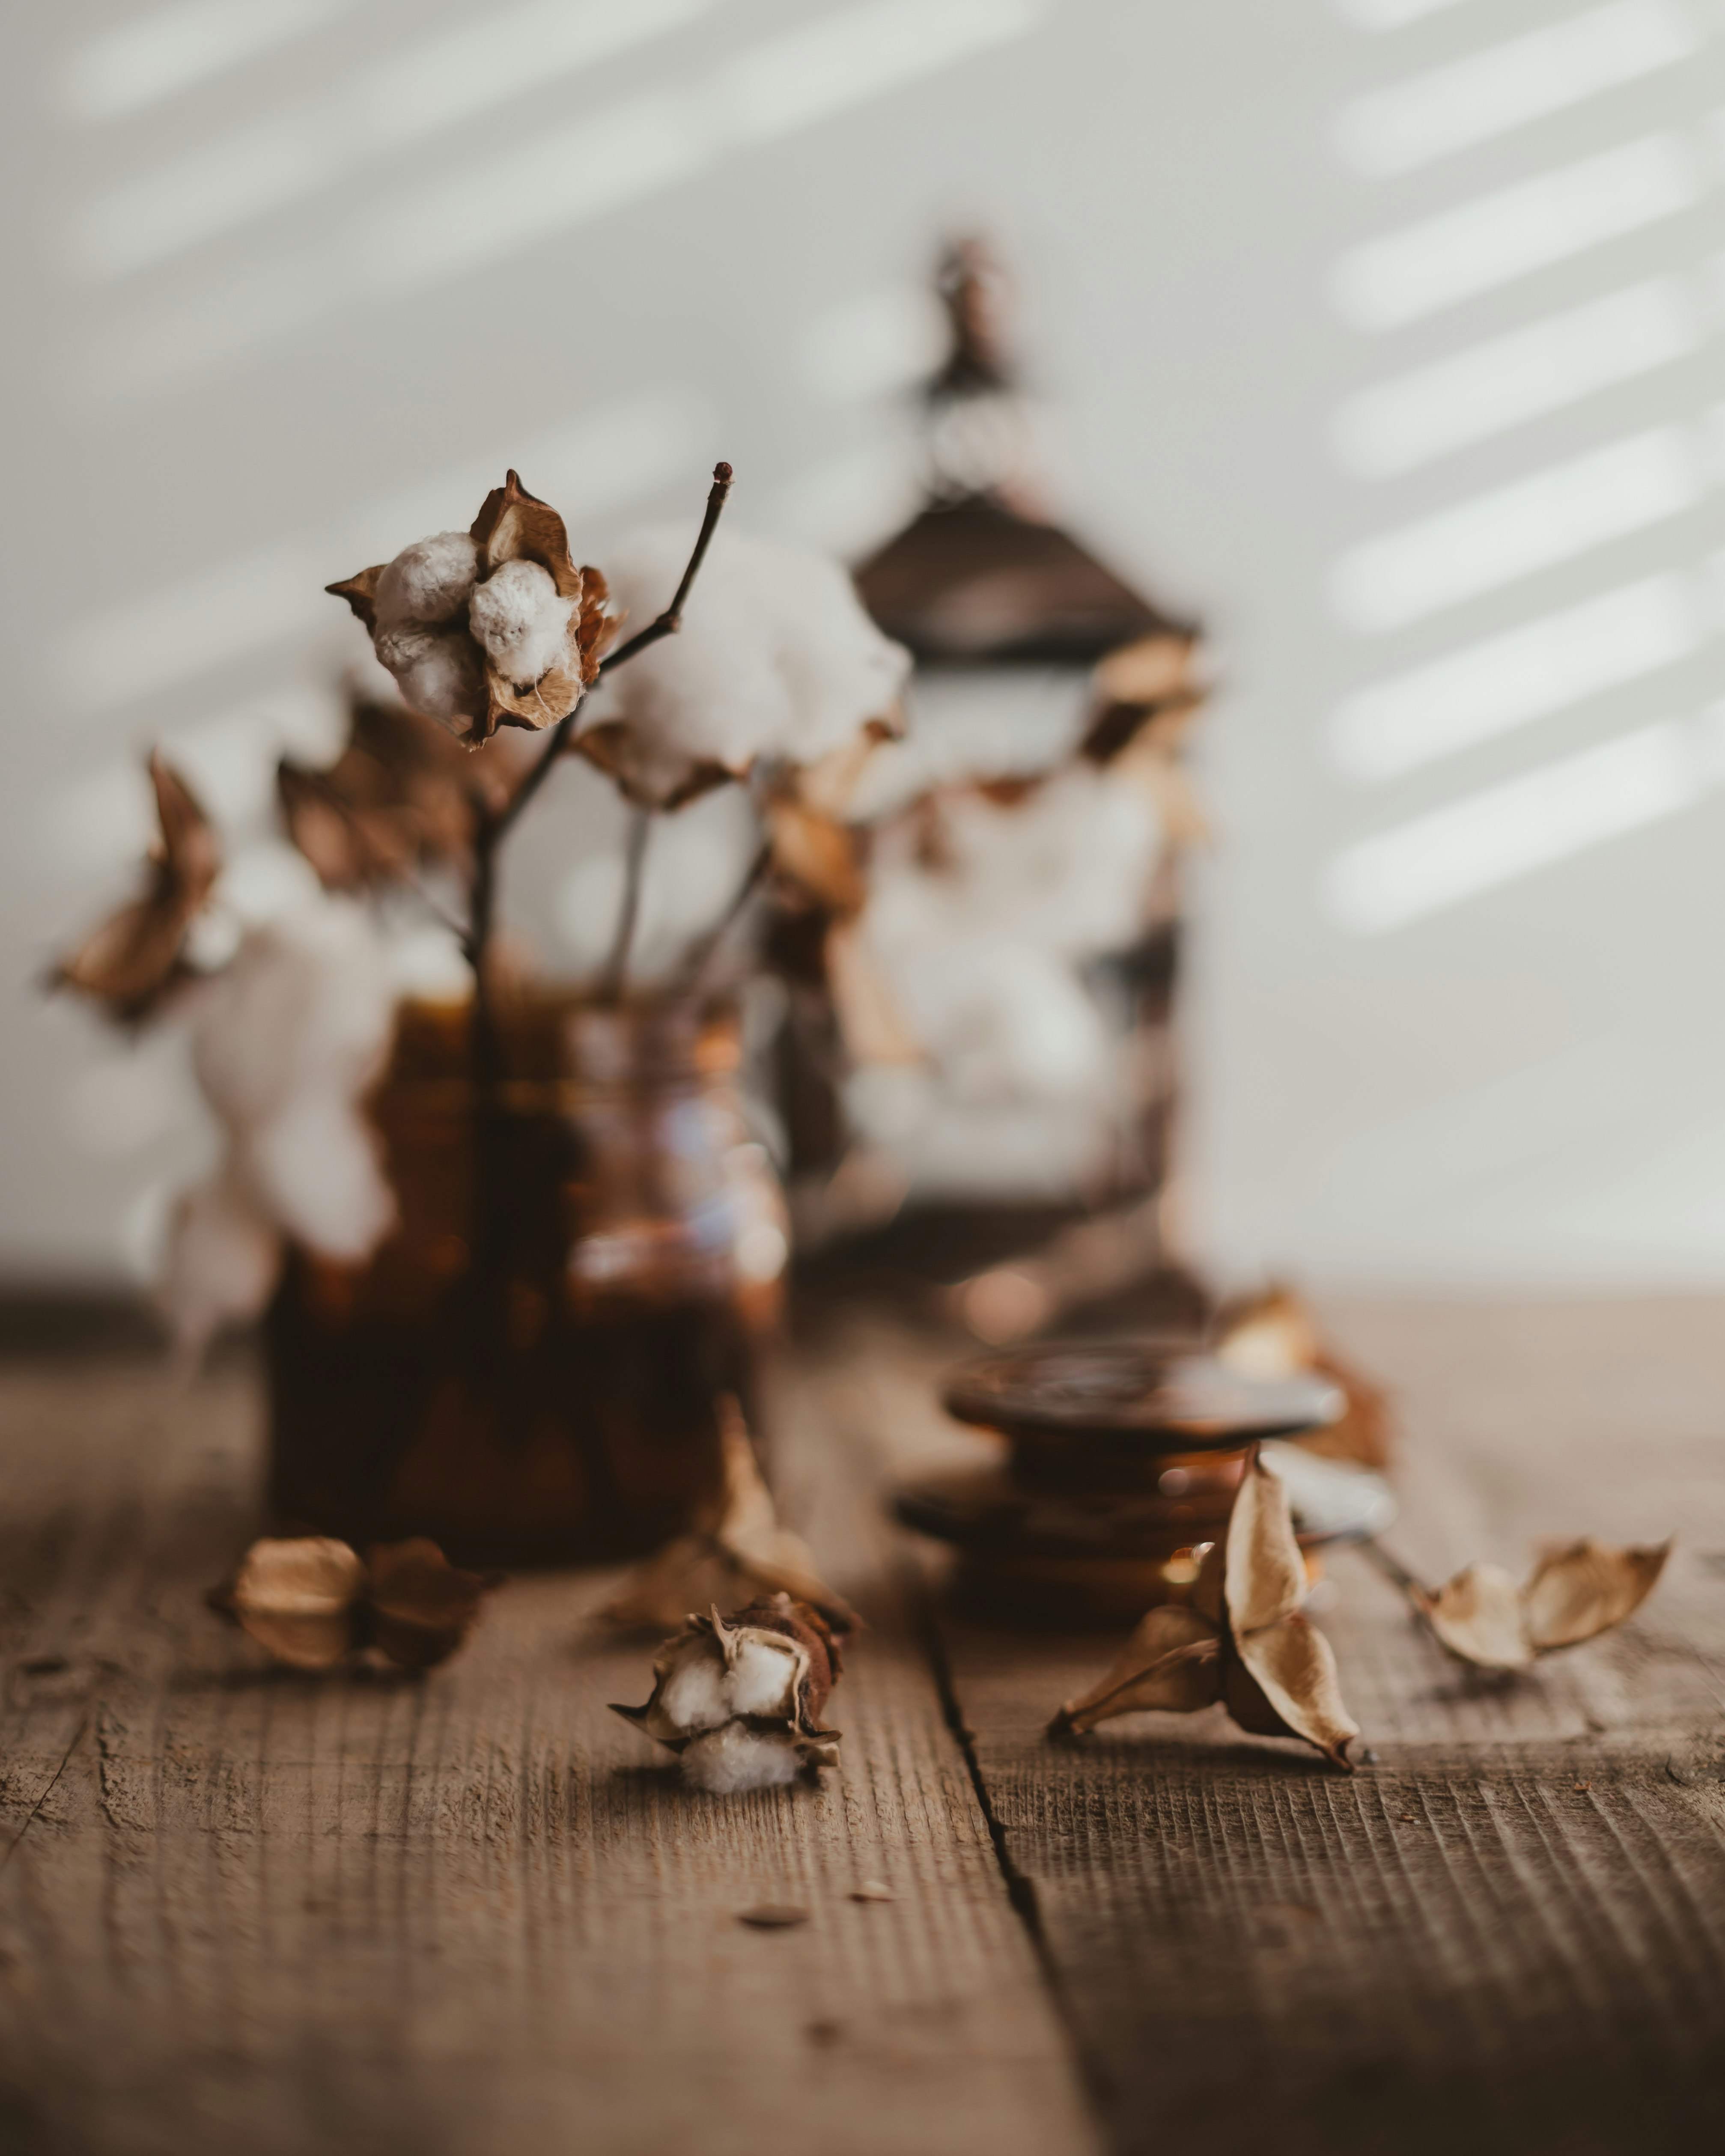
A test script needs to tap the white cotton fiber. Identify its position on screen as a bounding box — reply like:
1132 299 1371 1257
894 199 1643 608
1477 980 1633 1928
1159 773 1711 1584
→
468 558 575 686
724 1632 802 1719
680 1723 803 1794
574 527 909 806
245 1086 396 1261
375 530 478 628
374 624 485 727
187 895 398 1266
159 1165 282 1357
659 1646 732 1734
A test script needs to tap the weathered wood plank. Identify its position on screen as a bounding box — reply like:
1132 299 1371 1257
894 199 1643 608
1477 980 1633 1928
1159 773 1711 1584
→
0 1347 1097 2156
874 1297 1725 2156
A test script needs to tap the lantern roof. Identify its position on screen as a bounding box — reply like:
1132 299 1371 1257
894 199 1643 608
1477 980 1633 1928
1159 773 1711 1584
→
854 237 1197 668
854 494 1191 669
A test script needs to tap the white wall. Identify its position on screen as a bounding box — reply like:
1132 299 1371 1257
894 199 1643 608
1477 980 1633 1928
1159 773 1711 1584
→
3 0 1722 1289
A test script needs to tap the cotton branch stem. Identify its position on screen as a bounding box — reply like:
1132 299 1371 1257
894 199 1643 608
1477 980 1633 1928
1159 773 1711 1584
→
679 836 772 998
1357 1538 1433 1604
598 807 652 1004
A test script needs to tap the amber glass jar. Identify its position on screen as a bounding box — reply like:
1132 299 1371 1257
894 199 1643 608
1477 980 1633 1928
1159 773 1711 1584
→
264 992 787 1565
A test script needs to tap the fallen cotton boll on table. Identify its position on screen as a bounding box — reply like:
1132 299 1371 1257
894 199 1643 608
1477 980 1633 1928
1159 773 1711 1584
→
611 1593 849 1792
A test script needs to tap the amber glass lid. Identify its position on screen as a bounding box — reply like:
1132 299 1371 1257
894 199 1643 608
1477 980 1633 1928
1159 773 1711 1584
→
941 1339 1343 1456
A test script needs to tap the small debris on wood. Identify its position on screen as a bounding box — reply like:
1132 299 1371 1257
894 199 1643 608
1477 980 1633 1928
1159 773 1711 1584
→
739 1904 810 1930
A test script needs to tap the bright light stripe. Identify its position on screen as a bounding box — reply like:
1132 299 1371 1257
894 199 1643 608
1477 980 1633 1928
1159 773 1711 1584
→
65 393 704 712
1329 429 1703 632
1334 1 1698 178
1332 279 1702 477
63 0 359 122
1333 0 1476 26
1329 574 1705 780
357 0 720 149
1323 716 1715 932
1331 135 1699 331
367 0 1046 290
74 118 332 278
70 0 727 280
718 0 1042 140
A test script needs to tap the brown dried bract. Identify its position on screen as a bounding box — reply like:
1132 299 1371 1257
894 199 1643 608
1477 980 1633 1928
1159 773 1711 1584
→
1049 1453 1358 1770
1415 1538 1671 1672
328 471 615 746
366 1538 489 1668
51 751 220 1021
1216 1284 1395 1471
279 691 495 892
602 1398 854 1635
209 1534 489 1672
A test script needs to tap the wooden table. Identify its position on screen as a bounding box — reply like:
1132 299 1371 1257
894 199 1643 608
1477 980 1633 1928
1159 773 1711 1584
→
2 1297 1723 2155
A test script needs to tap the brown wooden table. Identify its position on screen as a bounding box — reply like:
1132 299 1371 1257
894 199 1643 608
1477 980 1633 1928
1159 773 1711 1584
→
2 1297 1722 2154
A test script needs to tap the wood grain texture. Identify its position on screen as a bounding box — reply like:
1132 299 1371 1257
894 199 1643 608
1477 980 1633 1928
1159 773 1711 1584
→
0 1346 1096 2156
867 1297 1725 2156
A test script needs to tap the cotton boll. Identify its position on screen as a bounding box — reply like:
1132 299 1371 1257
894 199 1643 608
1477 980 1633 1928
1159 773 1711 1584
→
468 559 575 686
159 1165 282 1357
245 1087 395 1261
659 1644 731 1735
193 898 395 1131
724 1631 803 1718
374 530 478 628
575 526 909 804
680 1723 803 1793
374 624 485 727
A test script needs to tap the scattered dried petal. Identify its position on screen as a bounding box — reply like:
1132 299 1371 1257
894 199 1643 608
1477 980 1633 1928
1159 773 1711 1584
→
366 1538 489 1668
51 753 220 1021
1412 1539 1670 1670
1522 1538 1671 1652
1048 1607 1221 1735
1416 1563 1532 1672
224 1537 366 1671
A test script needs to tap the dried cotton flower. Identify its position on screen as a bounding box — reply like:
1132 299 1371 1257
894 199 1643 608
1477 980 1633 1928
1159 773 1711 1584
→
611 1593 846 1792
1051 1453 1359 1770
329 471 614 745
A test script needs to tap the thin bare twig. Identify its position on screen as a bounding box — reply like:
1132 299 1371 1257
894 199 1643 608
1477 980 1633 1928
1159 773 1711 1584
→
1357 1538 1432 1602
597 806 652 1004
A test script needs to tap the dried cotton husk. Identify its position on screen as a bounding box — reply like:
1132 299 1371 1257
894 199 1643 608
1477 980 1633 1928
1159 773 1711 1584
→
1415 1538 1671 1672
1049 1454 1359 1770
210 1536 488 1671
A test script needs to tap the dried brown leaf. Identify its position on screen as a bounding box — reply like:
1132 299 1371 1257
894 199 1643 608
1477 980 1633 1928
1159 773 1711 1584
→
52 752 221 1021
1226 1615 1359 1769
1048 1606 1222 1735
1522 1537 1671 1652
226 1537 365 1671
366 1538 489 1668
1415 1563 1532 1671
279 691 487 892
